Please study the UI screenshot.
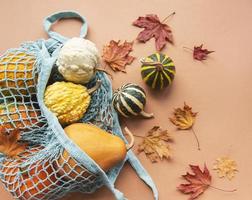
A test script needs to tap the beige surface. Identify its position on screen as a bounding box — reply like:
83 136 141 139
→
0 0 252 199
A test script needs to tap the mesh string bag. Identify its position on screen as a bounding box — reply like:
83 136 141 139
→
0 11 159 200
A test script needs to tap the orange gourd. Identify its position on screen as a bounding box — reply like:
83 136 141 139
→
56 123 133 179
1 148 57 200
0 103 44 131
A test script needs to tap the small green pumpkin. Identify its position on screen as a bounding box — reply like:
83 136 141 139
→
141 53 176 89
112 83 153 118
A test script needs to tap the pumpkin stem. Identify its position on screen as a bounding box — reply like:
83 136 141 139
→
140 110 154 118
96 68 113 80
140 59 164 71
124 127 135 151
87 80 102 94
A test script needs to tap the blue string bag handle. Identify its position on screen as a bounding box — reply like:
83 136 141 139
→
43 10 88 43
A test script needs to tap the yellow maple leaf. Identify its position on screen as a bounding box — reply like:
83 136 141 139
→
138 126 173 162
169 102 201 150
213 157 238 180
169 102 197 130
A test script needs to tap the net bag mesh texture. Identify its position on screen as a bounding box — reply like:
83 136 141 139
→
0 11 158 200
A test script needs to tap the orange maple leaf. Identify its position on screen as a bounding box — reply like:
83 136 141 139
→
102 40 135 72
0 126 27 158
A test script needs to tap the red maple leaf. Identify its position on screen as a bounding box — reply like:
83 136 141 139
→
193 44 214 61
133 13 175 51
178 164 211 200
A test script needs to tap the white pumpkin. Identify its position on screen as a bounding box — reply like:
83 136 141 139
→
57 37 100 84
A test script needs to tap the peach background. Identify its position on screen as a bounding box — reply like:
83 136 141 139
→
0 0 252 200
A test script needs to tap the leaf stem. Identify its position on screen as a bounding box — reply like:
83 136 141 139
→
162 12 176 23
209 185 237 192
191 127 201 151
183 46 193 51
132 134 145 139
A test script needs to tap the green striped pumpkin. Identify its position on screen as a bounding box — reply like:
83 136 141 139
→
112 83 153 118
141 53 176 89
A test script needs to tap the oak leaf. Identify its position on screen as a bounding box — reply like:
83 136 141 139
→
102 40 135 72
213 157 238 180
0 126 27 158
132 13 175 51
193 44 214 61
138 126 173 162
178 164 212 200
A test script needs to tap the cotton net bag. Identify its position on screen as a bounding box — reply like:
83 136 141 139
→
0 11 158 200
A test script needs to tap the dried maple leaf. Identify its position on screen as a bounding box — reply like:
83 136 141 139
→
170 102 197 130
178 164 212 200
132 12 175 51
138 126 173 162
102 40 135 72
193 44 214 61
213 157 238 180
169 102 200 150
178 164 237 199
0 126 27 158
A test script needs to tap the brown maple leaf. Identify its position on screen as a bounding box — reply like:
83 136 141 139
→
102 40 135 72
193 44 214 61
178 164 212 200
0 126 27 158
169 102 200 150
133 12 175 51
138 126 173 162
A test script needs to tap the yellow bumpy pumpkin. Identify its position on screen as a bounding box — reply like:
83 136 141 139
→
0 52 37 96
44 81 101 125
